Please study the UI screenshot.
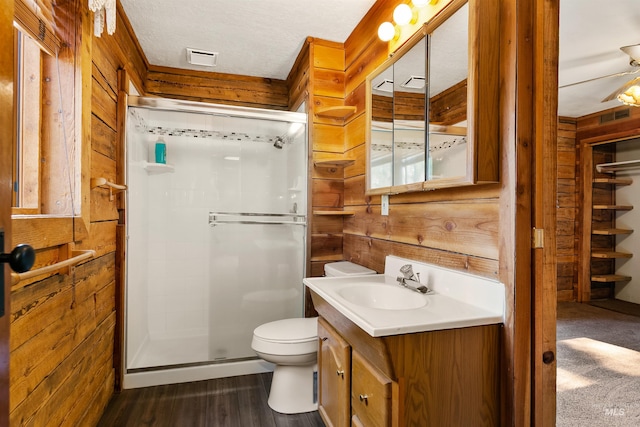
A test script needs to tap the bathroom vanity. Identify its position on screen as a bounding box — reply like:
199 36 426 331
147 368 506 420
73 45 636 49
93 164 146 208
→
304 256 504 426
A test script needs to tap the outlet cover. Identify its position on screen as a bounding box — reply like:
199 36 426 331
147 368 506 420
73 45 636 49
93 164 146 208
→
381 195 389 216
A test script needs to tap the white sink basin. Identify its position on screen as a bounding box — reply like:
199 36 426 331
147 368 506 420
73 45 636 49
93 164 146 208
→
337 283 428 310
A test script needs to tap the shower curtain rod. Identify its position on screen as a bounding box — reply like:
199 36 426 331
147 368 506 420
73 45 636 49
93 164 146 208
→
128 96 307 124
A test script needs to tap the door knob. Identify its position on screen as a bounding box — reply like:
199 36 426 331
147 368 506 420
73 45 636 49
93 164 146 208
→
0 244 35 273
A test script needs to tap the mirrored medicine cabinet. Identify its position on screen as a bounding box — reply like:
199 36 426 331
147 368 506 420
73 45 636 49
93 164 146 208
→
365 0 500 195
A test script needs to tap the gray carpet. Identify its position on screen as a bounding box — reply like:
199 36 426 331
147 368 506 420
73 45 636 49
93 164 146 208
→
557 302 640 426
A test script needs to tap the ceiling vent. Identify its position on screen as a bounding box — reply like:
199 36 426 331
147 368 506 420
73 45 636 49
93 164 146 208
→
374 79 394 93
401 76 426 90
600 108 630 124
186 48 218 67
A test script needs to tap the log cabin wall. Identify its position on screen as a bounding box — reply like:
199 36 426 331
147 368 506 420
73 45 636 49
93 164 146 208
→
9 1 146 424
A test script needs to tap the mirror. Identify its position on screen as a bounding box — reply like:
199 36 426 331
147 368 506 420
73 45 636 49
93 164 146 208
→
367 28 428 193
366 0 498 195
427 3 468 182
393 36 427 189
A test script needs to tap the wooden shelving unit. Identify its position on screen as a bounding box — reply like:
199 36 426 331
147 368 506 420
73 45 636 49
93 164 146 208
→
593 204 633 211
591 251 633 259
585 158 635 300
593 178 633 185
591 274 632 283
314 159 355 168
314 106 357 120
591 228 633 235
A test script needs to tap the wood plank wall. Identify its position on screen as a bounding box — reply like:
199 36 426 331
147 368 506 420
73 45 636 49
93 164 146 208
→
556 118 578 301
8 1 146 424
341 2 500 280
146 66 289 110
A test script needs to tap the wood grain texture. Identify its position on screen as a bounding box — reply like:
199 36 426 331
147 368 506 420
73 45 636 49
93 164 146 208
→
344 202 500 259
146 66 289 110
98 373 325 427
314 296 500 427
318 318 351 427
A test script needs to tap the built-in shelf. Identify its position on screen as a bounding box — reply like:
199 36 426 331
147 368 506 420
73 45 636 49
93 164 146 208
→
591 274 632 283
315 106 357 120
591 251 633 259
314 159 356 168
313 210 355 216
310 254 345 262
592 204 634 211
591 228 634 236
143 161 175 174
593 178 633 185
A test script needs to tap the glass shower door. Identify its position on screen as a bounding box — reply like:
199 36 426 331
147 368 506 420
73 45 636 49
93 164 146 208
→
208 212 306 361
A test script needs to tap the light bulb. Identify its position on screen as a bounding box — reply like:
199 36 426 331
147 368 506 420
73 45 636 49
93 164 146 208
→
393 4 413 25
378 22 396 42
412 0 429 7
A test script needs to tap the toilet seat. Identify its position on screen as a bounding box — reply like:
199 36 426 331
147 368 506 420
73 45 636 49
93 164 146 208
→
252 317 318 356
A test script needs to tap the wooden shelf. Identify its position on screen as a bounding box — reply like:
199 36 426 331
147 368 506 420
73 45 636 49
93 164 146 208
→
593 178 633 185
591 274 632 283
310 254 345 262
314 159 356 168
591 251 633 259
143 161 175 174
593 204 634 211
592 228 634 235
313 210 355 216
315 106 357 120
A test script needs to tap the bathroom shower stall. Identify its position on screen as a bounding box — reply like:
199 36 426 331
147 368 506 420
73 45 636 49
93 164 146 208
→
124 97 308 388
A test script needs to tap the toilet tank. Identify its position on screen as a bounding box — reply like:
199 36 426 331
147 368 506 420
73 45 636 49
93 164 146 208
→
324 261 376 277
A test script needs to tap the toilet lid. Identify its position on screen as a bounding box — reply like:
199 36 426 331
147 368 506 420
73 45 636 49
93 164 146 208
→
253 317 318 343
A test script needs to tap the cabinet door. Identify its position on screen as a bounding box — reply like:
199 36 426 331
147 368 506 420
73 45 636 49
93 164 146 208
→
351 350 392 427
318 317 351 427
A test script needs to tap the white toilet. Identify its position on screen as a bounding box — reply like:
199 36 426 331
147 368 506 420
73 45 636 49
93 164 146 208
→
251 261 376 414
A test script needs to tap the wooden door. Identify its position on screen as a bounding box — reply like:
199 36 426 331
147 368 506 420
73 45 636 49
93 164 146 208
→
0 0 14 423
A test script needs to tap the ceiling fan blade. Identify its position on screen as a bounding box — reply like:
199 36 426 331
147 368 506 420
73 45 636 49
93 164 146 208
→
602 76 640 103
559 68 640 89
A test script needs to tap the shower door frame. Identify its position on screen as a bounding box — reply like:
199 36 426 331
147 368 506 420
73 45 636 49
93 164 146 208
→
121 96 311 388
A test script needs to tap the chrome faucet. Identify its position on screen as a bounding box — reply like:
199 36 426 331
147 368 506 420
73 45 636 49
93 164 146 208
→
396 264 429 294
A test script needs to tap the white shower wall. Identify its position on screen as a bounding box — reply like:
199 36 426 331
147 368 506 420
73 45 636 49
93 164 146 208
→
126 105 307 371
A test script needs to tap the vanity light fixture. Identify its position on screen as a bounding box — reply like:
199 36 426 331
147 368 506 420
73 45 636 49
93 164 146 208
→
378 21 397 42
412 0 438 6
393 4 414 26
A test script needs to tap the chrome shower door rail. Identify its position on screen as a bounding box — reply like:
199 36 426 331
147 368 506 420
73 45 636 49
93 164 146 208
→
209 212 307 226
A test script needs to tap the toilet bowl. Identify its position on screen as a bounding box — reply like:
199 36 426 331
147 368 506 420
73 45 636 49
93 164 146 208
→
251 261 376 414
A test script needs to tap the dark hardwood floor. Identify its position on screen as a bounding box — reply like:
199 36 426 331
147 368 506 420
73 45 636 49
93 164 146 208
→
97 372 325 427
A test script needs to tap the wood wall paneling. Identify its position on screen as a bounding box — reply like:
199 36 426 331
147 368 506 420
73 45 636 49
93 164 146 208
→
146 66 289 110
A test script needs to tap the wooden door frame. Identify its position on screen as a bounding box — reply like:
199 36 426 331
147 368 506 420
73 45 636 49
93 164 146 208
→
531 0 559 424
0 0 14 423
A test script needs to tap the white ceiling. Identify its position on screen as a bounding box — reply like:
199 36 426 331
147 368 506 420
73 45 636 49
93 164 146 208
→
120 0 640 118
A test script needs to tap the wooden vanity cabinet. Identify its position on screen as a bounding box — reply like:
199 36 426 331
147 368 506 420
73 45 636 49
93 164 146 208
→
318 317 351 427
312 290 500 427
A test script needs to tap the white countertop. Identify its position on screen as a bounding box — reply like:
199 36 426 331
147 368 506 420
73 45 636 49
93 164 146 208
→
304 256 505 337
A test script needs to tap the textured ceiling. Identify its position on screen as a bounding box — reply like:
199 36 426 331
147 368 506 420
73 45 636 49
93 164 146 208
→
120 0 376 79
120 0 640 118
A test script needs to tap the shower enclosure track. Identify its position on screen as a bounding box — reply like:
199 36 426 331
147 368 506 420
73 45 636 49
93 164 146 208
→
209 212 306 226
